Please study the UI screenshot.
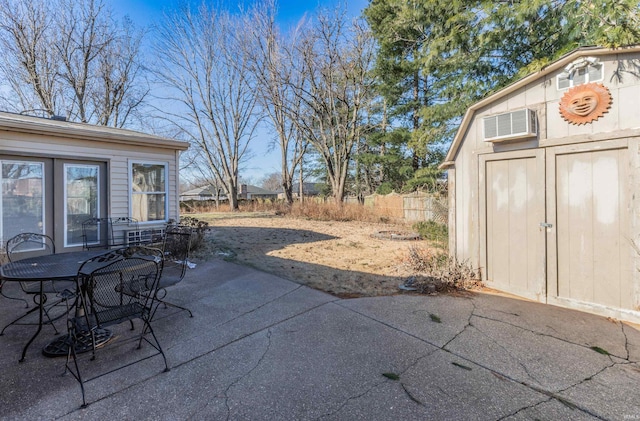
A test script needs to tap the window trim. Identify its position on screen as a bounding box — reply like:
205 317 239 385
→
128 160 169 225
556 60 604 90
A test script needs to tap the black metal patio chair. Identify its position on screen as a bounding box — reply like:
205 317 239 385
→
64 247 169 407
82 217 113 250
82 217 139 250
1 233 76 336
0 248 28 307
154 224 194 318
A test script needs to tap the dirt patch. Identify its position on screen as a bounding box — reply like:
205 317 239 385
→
197 213 435 297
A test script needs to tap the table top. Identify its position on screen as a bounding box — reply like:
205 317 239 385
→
0 250 108 282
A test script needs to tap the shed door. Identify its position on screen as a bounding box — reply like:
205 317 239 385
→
548 146 632 311
481 150 546 301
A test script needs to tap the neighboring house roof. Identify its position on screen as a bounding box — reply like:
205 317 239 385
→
180 185 228 201
243 185 277 196
440 45 640 169
0 110 189 151
181 185 277 199
181 186 215 197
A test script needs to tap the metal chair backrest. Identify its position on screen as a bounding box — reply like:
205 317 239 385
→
160 225 193 286
77 251 160 328
6 233 55 262
112 217 139 246
82 218 114 250
68 246 167 407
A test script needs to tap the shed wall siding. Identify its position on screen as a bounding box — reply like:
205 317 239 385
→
450 51 640 322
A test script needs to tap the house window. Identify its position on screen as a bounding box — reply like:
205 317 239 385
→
1 160 45 245
130 162 167 223
557 59 603 90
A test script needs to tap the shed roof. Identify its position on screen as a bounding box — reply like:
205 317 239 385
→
0 110 189 151
440 45 640 169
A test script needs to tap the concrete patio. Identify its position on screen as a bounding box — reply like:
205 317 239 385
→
1 258 639 420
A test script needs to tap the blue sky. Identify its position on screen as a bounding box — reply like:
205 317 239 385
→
110 0 370 184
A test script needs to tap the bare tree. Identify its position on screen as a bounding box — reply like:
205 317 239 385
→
260 172 282 192
0 0 62 116
289 11 377 203
92 17 148 127
154 4 261 210
55 0 111 123
0 0 148 127
245 0 309 205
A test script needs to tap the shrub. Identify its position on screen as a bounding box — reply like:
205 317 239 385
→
413 220 448 247
404 246 480 293
168 216 210 251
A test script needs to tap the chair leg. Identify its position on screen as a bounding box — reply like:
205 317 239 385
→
159 299 193 318
1 294 69 336
0 304 42 335
138 319 170 373
65 332 87 408
0 282 29 308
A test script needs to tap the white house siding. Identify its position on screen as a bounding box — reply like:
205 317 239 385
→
0 115 187 249
2 134 179 220
446 47 640 323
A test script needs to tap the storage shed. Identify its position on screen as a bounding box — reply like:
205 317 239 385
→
441 46 640 323
0 111 189 251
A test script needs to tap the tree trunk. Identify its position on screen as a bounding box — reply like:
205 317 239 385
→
228 182 239 211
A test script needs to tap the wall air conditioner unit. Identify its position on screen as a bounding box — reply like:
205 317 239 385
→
483 109 537 142
127 227 166 245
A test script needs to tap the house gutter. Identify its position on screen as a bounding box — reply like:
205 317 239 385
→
0 112 189 151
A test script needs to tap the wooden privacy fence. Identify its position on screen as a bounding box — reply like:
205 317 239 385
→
346 192 448 224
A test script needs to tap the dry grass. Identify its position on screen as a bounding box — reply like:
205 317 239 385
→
403 245 481 293
186 204 481 297
184 200 398 224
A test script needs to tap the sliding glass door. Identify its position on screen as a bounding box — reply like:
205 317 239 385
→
0 155 107 250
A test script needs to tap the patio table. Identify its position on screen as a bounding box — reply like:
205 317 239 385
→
0 249 109 361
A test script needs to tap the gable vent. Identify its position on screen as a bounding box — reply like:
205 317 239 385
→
483 109 537 142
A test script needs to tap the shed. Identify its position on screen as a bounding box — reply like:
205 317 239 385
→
441 46 640 323
0 111 189 251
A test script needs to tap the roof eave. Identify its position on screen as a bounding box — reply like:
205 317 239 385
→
442 45 640 167
0 113 189 151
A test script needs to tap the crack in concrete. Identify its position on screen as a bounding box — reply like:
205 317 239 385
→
333 299 621 420
314 347 437 419
465 318 543 386
314 379 388 420
442 300 476 350
496 356 635 420
219 329 273 421
401 382 423 406
177 301 327 371
472 312 631 362
495 397 553 421
215 284 305 328
621 322 631 361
